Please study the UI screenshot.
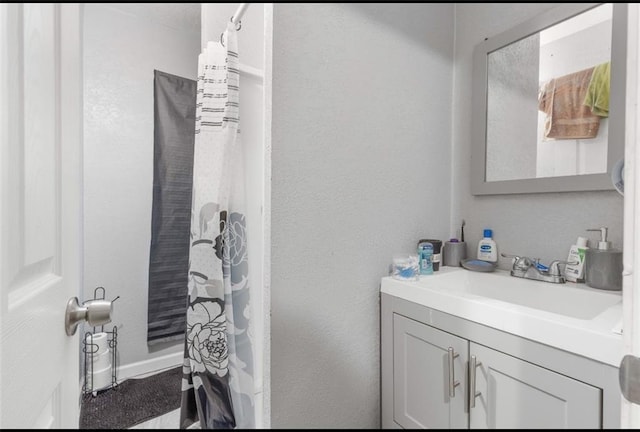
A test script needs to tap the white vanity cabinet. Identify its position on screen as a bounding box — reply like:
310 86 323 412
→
393 313 468 429
381 292 620 429
468 342 600 429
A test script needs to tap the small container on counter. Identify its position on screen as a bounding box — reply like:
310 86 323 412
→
443 239 467 267
418 239 442 271
418 242 434 275
391 254 420 281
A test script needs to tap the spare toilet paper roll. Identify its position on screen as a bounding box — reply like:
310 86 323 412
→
88 365 112 391
85 332 109 356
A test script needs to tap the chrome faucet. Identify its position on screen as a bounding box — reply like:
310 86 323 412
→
501 253 576 284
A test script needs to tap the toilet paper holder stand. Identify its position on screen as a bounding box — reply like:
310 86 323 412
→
81 286 119 396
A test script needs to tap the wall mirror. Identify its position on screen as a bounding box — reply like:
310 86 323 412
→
471 3 627 195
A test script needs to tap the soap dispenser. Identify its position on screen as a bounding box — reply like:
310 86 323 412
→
584 227 622 291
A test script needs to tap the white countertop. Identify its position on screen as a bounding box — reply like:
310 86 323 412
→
381 266 623 367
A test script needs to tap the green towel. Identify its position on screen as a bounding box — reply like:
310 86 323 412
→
583 61 610 117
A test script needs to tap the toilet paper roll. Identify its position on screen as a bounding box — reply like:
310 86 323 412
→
85 332 109 356
90 349 112 372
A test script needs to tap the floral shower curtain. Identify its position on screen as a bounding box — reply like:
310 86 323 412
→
179 22 255 429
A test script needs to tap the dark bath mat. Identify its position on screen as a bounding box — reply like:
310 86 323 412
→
80 366 182 429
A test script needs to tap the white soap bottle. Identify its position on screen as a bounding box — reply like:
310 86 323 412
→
477 229 498 262
564 236 588 283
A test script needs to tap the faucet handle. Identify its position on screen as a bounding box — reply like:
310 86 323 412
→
501 253 532 270
501 253 526 263
501 253 520 259
548 259 579 276
500 253 520 267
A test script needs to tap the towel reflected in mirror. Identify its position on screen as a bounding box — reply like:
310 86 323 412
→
538 66 601 140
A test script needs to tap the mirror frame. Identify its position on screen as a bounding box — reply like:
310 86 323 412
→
471 3 627 195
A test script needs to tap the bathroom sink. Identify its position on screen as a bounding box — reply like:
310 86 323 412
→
381 266 623 367
414 268 622 320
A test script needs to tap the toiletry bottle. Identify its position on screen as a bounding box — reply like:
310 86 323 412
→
477 229 498 262
584 227 623 291
418 241 434 275
564 236 588 283
418 239 442 271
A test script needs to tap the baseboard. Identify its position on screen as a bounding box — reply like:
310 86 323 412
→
117 351 183 382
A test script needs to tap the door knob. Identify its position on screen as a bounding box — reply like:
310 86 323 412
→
620 354 640 404
65 297 113 336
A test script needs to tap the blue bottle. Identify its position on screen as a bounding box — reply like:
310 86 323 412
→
418 242 434 275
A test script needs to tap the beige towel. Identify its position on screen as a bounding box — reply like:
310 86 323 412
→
538 66 600 139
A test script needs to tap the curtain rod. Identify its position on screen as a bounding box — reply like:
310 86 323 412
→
221 3 249 46
231 3 250 26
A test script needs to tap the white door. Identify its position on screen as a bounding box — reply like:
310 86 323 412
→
622 3 640 428
0 3 82 429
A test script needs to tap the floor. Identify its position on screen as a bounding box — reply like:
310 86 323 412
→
80 366 182 429
130 409 201 429
130 408 180 429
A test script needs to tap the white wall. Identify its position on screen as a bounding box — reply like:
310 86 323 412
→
81 3 627 428
270 3 454 428
83 4 200 371
452 3 624 271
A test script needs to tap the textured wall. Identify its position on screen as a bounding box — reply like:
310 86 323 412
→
452 3 624 270
271 3 454 428
83 4 200 367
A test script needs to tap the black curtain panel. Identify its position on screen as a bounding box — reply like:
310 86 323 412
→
147 70 196 345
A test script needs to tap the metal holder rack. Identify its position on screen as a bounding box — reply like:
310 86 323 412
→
82 286 119 397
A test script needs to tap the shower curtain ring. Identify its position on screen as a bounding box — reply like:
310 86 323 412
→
221 15 241 47
230 15 241 31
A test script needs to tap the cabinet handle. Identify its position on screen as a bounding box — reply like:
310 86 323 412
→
448 347 460 398
469 355 482 408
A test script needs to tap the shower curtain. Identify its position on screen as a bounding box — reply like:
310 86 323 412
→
180 22 255 429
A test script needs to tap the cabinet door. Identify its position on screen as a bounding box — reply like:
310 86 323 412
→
469 342 601 429
393 314 468 429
